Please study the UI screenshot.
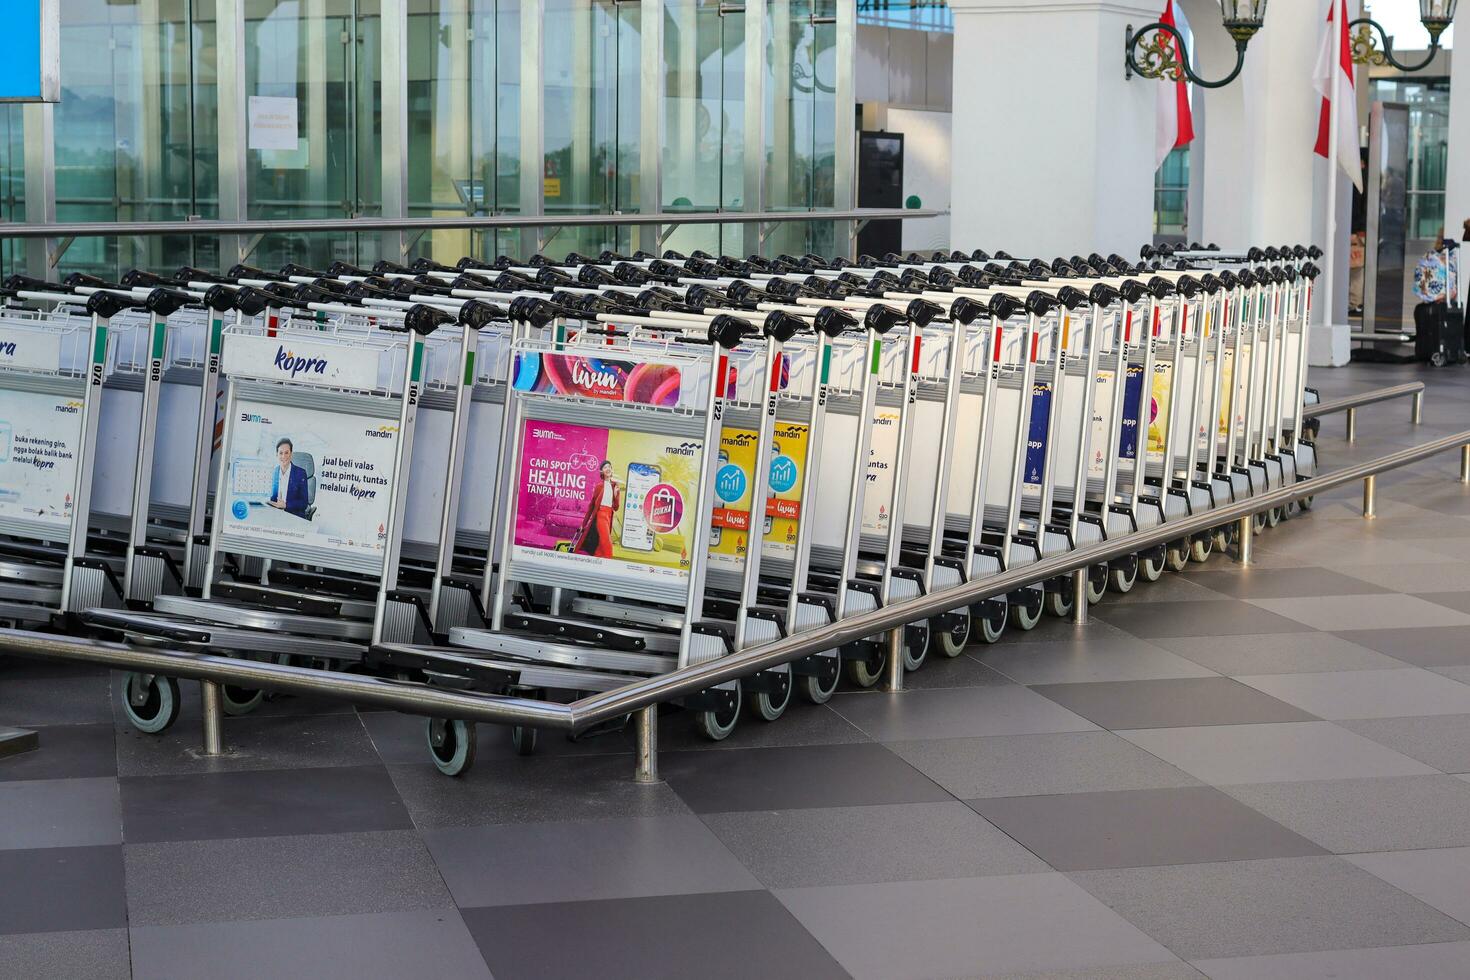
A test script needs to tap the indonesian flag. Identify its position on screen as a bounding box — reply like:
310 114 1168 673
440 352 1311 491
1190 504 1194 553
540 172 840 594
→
1313 0 1363 191
1155 0 1195 169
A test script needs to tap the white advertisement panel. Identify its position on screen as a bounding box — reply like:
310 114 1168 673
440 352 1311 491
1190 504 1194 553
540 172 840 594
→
0 387 83 534
221 398 398 561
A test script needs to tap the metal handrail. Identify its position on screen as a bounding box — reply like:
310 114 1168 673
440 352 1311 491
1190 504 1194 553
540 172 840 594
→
4 426 1469 738
1307 382 1425 439
0 208 945 241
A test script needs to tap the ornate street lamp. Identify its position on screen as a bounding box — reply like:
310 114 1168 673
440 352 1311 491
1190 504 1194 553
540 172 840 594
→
1126 1 1270 89
1350 0 1458 72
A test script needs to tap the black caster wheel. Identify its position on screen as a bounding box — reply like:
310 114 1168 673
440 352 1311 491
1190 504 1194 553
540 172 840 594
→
694 685 742 741
1298 495 1314 512
973 601 1007 644
799 655 841 704
511 725 538 756
1165 539 1190 572
1012 591 1044 631
1109 556 1139 594
427 718 477 777
1191 532 1214 563
844 649 887 689
903 620 930 672
221 685 265 717
1087 564 1108 604
936 610 970 657
749 667 793 722
1140 552 1166 582
1044 586 1074 619
122 673 181 735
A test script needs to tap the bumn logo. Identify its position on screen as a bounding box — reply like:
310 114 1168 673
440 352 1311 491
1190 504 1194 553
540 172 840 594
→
273 345 329 379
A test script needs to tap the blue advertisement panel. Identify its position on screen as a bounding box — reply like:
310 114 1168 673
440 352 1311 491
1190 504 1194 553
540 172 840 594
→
0 2 55 103
1118 365 1145 460
1023 383 1052 488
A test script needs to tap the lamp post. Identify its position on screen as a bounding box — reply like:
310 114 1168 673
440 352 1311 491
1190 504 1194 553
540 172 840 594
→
1350 0 1459 71
1126 1 1271 88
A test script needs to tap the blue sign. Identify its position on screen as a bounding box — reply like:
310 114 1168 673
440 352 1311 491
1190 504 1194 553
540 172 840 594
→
768 455 798 494
1024 383 1052 487
715 464 746 503
0 2 57 103
1118 366 1145 460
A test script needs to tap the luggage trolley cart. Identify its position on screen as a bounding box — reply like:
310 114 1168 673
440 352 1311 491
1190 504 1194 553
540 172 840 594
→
1111 279 1174 583
84 301 465 733
1278 262 1321 503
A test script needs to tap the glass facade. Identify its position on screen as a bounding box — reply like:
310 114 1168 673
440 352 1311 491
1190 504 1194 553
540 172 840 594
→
1 0 855 280
1370 76 1451 241
1154 146 1189 239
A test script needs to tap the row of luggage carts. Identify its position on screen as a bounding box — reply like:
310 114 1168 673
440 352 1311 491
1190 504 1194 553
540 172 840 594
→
0 243 1321 775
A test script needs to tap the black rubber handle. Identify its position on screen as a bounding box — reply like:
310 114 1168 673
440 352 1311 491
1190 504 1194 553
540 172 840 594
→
905 298 945 327
763 309 804 343
949 295 987 326
145 288 195 318
402 303 457 337
864 304 908 335
813 305 857 337
988 293 1025 321
87 291 147 319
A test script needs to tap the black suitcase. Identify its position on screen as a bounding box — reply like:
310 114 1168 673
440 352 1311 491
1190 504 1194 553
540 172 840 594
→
1414 244 1466 366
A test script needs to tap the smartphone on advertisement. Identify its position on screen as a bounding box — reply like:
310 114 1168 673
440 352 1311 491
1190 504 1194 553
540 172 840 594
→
621 462 661 551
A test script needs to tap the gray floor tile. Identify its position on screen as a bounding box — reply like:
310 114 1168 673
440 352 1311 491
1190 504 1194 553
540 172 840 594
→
1329 561 1470 594
1153 633 1406 676
1104 572 1231 605
0 929 129 980
1439 665 1470 684
887 732 1201 799
1346 848 1470 927
1188 566 1388 599
120 765 411 843
1192 942 1470 980
1249 594 1470 632
648 703 872 751
1094 600 1314 639
1222 775 1470 853
1001 616 1136 644
1070 856 1470 961
129 910 494 980
1338 714 1470 773
975 637 1216 685
898 651 1015 690
0 845 127 935
776 873 1176 980
1030 678 1316 731
0 777 120 850
971 786 1326 871
1418 591 1470 615
1236 668 1470 719
361 708 630 765
0 675 113 726
660 742 950 813
830 685 1098 741
1253 536 1449 568
423 815 759 906
1118 722 1438 785
0 723 115 782
979 965 1205 980
124 830 454 927
462 890 849 980
702 801 1046 888
387 754 691 828
116 712 382 777
1334 624 1470 668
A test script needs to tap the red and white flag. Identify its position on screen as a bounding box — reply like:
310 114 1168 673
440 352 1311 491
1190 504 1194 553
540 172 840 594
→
1314 0 1363 191
1155 0 1195 169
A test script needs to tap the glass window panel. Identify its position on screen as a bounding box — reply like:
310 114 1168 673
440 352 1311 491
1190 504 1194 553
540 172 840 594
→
0 106 25 278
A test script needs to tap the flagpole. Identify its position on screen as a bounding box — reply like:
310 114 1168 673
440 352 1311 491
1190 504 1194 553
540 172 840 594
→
1322 0 1344 334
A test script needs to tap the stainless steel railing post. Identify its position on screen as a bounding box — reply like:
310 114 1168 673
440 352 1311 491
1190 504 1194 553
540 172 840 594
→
1071 569 1089 626
1412 391 1424 425
634 706 659 784
1346 407 1357 442
1236 515 1253 566
1363 474 1377 519
200 680 223 756
1460 445 1469 484
884 628 904 692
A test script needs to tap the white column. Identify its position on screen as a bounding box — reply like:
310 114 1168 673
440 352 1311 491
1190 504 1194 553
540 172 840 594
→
948 0 1159 259
1446 8 1470 244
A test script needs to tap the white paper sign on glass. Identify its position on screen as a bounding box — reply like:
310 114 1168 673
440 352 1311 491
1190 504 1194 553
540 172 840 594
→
248 95 299 152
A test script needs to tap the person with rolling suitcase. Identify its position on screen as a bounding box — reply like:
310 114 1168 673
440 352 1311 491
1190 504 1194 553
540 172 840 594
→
1412 232 1465 367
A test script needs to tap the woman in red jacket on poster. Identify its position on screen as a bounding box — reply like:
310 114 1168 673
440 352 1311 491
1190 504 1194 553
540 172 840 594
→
573 460 622 557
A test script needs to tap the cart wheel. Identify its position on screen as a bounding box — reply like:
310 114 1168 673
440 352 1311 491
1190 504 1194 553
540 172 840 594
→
1213 526 1231 552
1267 506 1283 527
1298 495 1314 512
799 656 841 704
427 718 477 777
1165 540 1190 572
1087 564 1108 604
936 610 970 657
1109 556 1139 594
844 647 887 688
1044 586 1074 619
221 685 265 717
1012 591 1044 631
694 685 741 741
749 667 792 722
1432 351 1448 367
903 620 930 672
511 725 538 756
1253 512 1267 533
1191 533 1214 563
973 601 1007 644
122 673 181 735
1140 552 1165 582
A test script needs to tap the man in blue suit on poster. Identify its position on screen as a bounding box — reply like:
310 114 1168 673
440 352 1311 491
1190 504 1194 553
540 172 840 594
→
268 437 310 519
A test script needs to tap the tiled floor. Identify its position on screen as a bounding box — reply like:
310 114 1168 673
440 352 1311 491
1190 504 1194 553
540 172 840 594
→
6 362 1470 979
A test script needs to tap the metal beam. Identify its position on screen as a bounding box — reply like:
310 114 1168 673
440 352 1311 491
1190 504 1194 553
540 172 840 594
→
742 0 767 256
216 0 249 267
22 102 55 280
518 0 545 258
638 0 664 255
381 0 410 260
